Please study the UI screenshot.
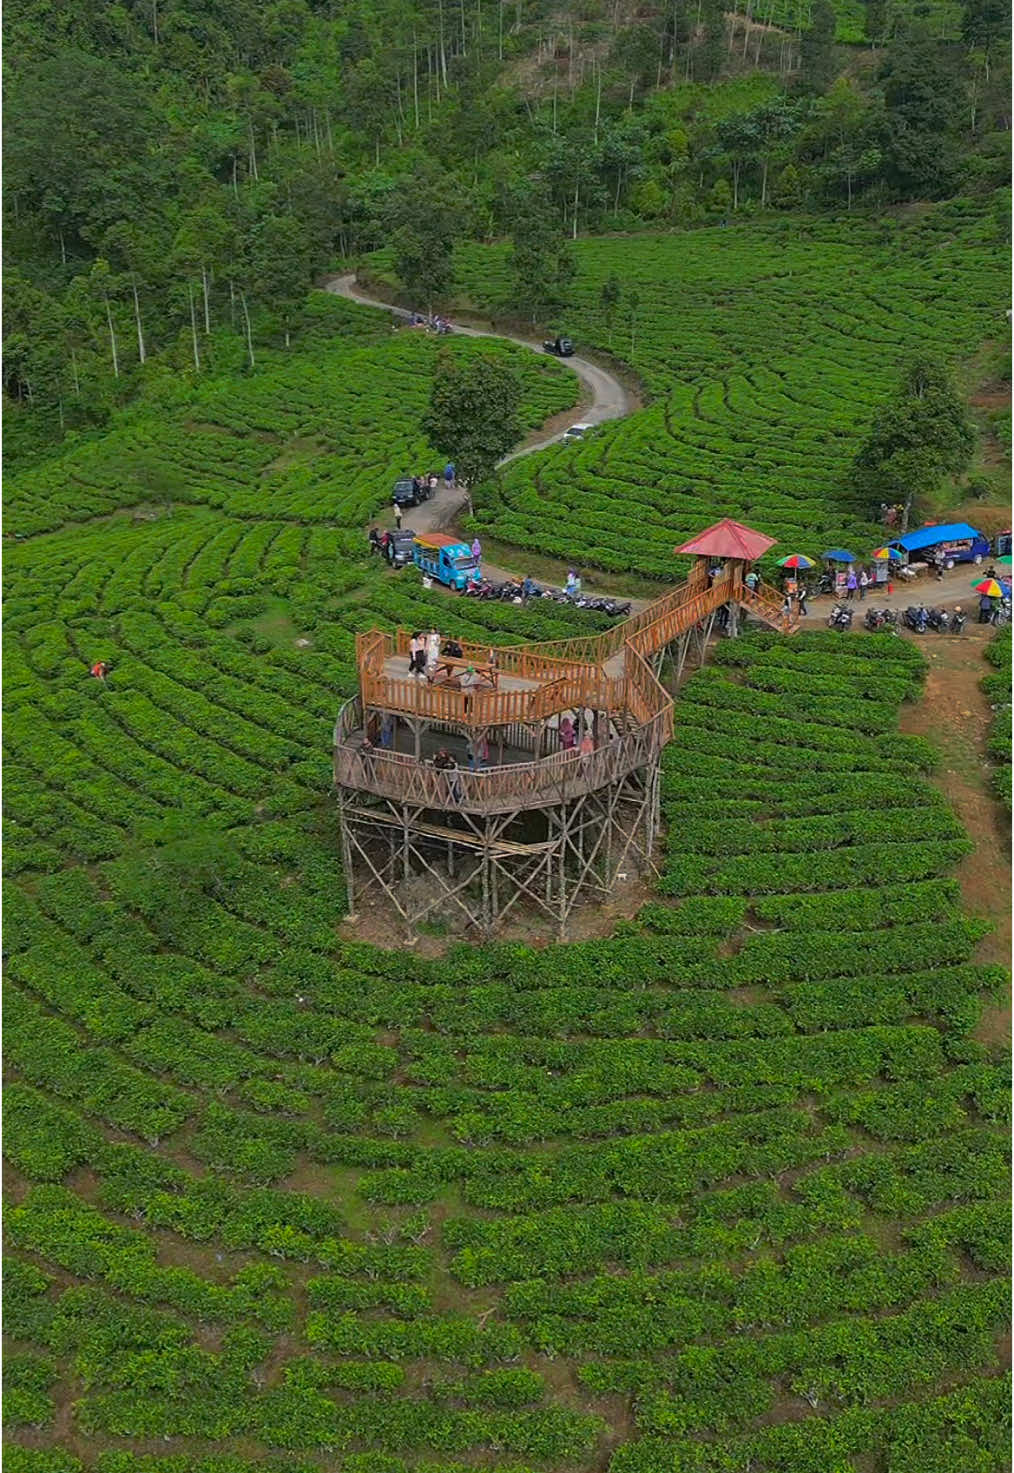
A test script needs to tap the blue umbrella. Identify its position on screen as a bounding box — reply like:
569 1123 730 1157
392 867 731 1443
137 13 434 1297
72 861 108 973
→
822 549 856 563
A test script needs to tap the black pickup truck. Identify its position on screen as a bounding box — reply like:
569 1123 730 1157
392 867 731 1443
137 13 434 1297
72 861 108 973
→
543 335 574 357
392 477 430 507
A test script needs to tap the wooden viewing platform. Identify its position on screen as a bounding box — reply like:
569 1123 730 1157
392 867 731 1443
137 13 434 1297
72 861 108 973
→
334 519 796 937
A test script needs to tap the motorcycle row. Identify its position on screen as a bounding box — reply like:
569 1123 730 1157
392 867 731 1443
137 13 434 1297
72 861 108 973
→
826 604 970 634
464 576 632 618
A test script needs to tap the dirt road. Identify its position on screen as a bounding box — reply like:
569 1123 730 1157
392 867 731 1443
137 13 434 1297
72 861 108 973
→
326 272 633 465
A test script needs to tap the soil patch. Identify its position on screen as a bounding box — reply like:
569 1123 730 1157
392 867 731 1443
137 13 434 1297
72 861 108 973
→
897 630 1011 1048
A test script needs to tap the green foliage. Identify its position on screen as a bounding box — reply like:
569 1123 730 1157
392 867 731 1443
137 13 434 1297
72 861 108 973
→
853 358 976 524
422 349 523 497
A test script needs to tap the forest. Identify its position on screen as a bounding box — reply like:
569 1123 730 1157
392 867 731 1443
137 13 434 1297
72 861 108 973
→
4 0 1011 450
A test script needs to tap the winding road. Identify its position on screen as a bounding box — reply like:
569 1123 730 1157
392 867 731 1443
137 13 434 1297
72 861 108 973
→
325 272 639 597
325 272 633 463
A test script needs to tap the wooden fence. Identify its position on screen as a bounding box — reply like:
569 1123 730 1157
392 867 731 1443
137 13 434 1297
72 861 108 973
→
334 694 671 815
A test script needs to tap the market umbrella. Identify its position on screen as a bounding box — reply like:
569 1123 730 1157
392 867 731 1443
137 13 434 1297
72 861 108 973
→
971 578 1012 598
872 546 904 561
777 554 815 570
822 549 855 563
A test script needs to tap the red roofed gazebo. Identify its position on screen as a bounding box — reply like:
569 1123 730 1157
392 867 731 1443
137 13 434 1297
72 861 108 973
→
674 517 776 562
675 518 779 630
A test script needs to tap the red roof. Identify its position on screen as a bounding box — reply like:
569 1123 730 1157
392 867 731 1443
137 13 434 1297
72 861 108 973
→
674 519 776 561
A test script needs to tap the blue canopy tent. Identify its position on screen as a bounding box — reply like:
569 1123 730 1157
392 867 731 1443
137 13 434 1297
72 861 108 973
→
822 549 855 563
889 523 991 568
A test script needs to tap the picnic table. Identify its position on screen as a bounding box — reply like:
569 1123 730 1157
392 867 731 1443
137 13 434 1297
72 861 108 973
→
428 657 498 691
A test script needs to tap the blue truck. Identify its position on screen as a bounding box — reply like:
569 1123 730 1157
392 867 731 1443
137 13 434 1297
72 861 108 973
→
889 521 991 569
413 533 481 591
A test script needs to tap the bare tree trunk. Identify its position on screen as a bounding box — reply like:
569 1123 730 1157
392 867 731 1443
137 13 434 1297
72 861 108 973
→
59 229 67 265
70 347 80 396
188 282 201 371
201 265 211 332
248 120 259 181
572 177 579 238
732 161 740 210
229 277 236 328
152 0 159 44
498 0 504 58
438 0 448 82
594 60 602 140
325 108 334 153
132 280 146 363
104 295 120 378
412 36 420 128
240 290 255 368
761 156 769 208
232 154 239 197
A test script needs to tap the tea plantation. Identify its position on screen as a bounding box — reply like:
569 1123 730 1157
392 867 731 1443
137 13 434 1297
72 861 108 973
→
399 200 1008 578
4 221 1011 1473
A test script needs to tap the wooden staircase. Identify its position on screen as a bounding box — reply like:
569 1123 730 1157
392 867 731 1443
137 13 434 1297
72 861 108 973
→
740 580 800 634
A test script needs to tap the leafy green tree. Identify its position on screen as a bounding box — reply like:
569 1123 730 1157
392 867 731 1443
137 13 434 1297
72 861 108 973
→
6 50 157 254
390 175 457 313
422 350 522 512
506 182 575 320
853 359 976 530
247 213 313 345
799 1 838 93
961 0 1010 78
878 30 964 197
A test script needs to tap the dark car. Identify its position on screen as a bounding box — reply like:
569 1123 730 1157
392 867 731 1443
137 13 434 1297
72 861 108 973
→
392 477 429 507
543 335 574 357
386 529 416 567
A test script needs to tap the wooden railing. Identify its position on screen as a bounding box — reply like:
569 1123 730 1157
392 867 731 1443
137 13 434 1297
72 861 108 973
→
336 562 798 813
334 694 672 815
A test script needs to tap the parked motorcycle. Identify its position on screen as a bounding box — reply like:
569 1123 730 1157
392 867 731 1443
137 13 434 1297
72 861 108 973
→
827 604 853 630
903 604 928 634
951 608 967 634
927 607 950 633
813 571 836 597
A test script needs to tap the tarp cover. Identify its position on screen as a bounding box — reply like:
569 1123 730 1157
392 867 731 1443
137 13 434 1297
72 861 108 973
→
892 522 986 553
674 519 776 561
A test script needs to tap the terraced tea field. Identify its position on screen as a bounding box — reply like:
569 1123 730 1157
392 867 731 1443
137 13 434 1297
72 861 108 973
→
5 295 578 539
430 200 1008 578
4 206 1011 1473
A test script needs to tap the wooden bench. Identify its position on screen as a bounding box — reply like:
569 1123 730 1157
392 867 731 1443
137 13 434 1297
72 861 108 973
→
429 657 498 691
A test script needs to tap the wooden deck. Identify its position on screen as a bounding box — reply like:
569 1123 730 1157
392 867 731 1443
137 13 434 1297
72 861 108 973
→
336 569 797 814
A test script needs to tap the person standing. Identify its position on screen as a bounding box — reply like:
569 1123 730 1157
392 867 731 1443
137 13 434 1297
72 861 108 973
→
471 536 481 560
369 528 381 555
393 500 403 530
979 594 995 624
445 462 455 488
796 585 809 617
744 568 759 600
426 628 440 675
858 567 870 600
559 716 576 750
408 633 421 676
845 568 858 601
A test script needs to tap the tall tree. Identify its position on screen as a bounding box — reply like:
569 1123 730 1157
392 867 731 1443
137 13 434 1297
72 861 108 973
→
506 182 575 320
853 359 975 530
878 29 964 197
798 0 838 93
390 176 457 313
422 350 522 512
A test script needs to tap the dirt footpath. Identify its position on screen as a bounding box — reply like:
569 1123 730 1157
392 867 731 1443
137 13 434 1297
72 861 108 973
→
897 626 1011 1047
